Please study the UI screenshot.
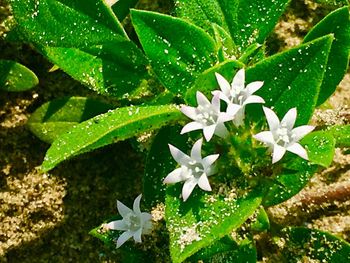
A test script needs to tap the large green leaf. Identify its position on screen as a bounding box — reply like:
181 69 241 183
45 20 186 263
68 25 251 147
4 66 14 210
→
28 97 113 143
325 125 350 147
246 35 333 126
41 105 183 172
281 227 350 262
143 125 190 209
0 60 38 92
165 187 262 263
175 0 290 51
263 158 318 207
304 7 350 106
39 39 148 98
190 237 257 263
131 9 218 96
10 0 149 98
10 0 127 46
302 131 336 167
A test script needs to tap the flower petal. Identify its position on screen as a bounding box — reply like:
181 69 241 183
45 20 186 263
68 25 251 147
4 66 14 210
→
232 108 245 127
214 122 229 138
253 131 275 145
202 154 219 168
272 144 286 163
196 91 211 107
133 194 142 215
141 212 153 234
182 179 197 201
168 144 191 165
180 105 198 120
263 107 280 131
181 122 203 135
117 200 133 218
246 81 264 95
287 143 308 160
163 168 184 184
191 138 203 161
281 108 297 130
133 228 143 243
106 220 128 231
116 231 133 248
197 175 212 191
291 125 315 142
232 68 245 90
203 124 216 141
243 95 265 105
215 72 231 96
211 93 221 112
225 103 240 118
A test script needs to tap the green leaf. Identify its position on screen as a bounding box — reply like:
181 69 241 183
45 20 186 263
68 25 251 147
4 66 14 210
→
165 188 262 263
0 60 38 92
250 207 270 232
212 24 237 60
41 105 183 172
175 0 290 51
28 97 113 143
246 35 333 126
143 125 190 209
39 39 148 98
131 9 218 96
304 7 350 105
185 60 244 106
190 237 257 263
112 0 138 22
263 159 318 207
325 125 350 147
10 0 127 46
281 227 350 262
302 131 336 167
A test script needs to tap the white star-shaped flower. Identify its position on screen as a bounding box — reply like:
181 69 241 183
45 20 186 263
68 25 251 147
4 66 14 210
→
163 138 219 201
180 91 238 141
253 107 315 164
213 68 265 126
106 194 152 248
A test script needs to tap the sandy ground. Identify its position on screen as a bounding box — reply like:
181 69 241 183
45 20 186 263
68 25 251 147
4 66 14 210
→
0 0 349 262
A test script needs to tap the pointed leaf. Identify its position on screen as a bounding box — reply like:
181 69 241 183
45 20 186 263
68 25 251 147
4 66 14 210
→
246 35 333 125
165 187 262 263
131 9 218 96
304 7 350 105
28 97 113 143
41 105 183 172
39 40 148 98
324 125 350 147
263 158 318 207
175 0 290 51
302 131 336 167
0 60 38 92
112 0 138 22
10 0 127 46
282 227 350 262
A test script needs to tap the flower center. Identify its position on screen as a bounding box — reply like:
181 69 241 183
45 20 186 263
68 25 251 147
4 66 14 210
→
197 105 217 125
276 126 291 145
188 160 205 179
230 89 246 105
125 213 141 231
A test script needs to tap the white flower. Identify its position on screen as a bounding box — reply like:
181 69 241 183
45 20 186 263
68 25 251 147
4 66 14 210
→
105 0 119 7
106 194 152 248
253 107 314 163
163 138 219 201
213 68 265 126
180 91 239 141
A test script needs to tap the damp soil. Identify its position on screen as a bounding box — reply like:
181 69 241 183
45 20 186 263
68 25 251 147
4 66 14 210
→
0 0 349 262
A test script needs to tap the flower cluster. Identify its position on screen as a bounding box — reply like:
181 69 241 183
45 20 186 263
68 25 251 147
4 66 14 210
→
164 69 314 201
107 69 315 248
